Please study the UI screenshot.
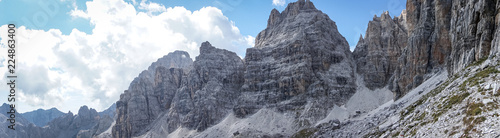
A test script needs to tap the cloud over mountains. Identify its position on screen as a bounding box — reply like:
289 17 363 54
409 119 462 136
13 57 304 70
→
0 0 253 113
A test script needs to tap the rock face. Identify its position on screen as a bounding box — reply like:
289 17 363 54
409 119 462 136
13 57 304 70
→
98 103 116 118
165 42 244 132
356 0 500 98
44 106 100 138
353 11 408 90
0 103 43 138
448 0 499 74
108 0 500 137
112 1 358 137
490 1 500 58
113 51 193 138
113 44 244 137
236 0 356 125
389 0 453 98
21 107 66 127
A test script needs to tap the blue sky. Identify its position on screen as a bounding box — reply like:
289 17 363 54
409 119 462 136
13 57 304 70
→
0 0 406 113
0 0 406 49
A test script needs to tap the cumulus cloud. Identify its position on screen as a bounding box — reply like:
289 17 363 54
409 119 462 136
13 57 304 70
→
0 0 253 113
273 0 286 6
70 8 90 19
245 35 255 47
138 0 167 15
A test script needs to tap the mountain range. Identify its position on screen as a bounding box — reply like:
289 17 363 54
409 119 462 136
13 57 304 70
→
3 0 500 137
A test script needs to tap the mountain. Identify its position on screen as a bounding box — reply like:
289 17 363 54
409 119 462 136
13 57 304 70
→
0 103 116 138
111 0 500 137
21 107 66 127
4 0 500 137
236 0 356 128
112 50 195 137
0 103 42 138
353 11 408 91
99 103 116 118
310 0 500 137
113 0 357 137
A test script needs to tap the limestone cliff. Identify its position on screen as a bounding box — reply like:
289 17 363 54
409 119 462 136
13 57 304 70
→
353 11 408 90
236 0 356 125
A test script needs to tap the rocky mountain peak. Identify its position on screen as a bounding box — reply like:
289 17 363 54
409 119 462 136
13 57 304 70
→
353 11 408 91
255 0 348 52
77 105 98 117
282 0 317 17
236 0 356 128
147 50 193 73
199 41 216 54
265 0 318 28
267 9 281 27
21 107 66 127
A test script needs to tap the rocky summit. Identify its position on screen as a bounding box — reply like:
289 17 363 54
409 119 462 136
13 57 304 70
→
353 11 408 91
236 0 356 120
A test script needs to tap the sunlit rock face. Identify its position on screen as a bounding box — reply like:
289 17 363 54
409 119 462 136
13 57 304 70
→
353 11 408 91
448 0 499 74
165 41 245 132
113 51 193 137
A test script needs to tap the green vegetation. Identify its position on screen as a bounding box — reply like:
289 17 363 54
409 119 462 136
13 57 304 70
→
466 57 488 68
432 112 443 122
463 116 486 135
459 65 499 96
409 128 417 136
462 101 487 136
466 102 484 116
431 92 470 122
463 66 500 88
400 99 423 118
416 112 427 121
363 131 384 138
391 131 401 137
444 92 470 109
486 101 499 111
448 126 460 136
493 113 499 117
400 75 459 119
292 128 318 138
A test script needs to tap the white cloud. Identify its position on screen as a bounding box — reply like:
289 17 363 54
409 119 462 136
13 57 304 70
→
70 8 90 19
245 35 255 47
0 0 253 113
273 0 286 6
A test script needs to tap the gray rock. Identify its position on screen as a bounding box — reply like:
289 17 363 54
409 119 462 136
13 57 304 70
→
353 11 408 90
98 103 116 118
166 41 244 132
113 51 193 137
390 0 453 98
21 107 66 127
235 0 356 126
448 0 498 74
0 103 111 138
